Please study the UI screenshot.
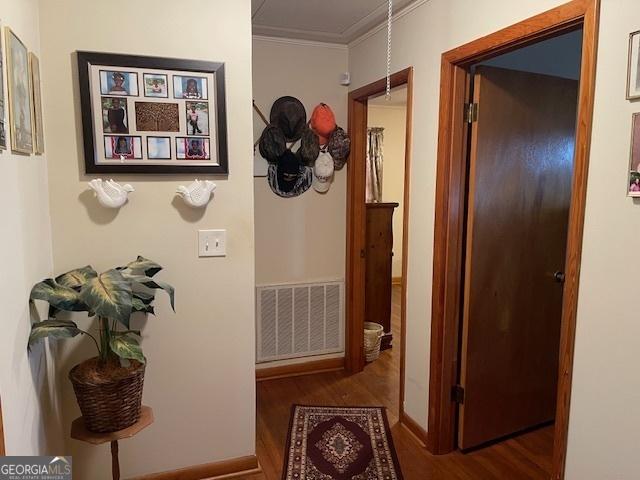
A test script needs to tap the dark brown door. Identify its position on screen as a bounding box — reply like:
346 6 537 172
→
458 66 578 450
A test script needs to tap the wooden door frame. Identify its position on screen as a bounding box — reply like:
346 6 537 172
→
345 67 415 429
427 0 599 478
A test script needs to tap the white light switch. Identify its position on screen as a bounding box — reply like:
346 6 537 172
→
198 229 226 257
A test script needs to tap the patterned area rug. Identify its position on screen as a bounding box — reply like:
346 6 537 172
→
282 405 404 480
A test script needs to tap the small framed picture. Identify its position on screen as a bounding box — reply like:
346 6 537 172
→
104 135 142 159
100 70 139 96
5 27 33 154
143 73 168 98
101 97 129 133
147 136 171 159
176 137 210 160
135 102 180 132
186 101 209 135
0 23 6 150
629 113 640 197
30 52 45 154
174 75 208 99
627 31 640 100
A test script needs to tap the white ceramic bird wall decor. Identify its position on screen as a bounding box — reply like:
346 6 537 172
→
176 179 217 208
88 179 134 209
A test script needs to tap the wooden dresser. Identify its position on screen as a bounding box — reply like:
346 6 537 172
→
364 202 399 350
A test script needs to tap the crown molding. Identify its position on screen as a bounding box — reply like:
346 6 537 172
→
252 23 347 44
341 2 395 41
252 34 348 50
348 0 430 49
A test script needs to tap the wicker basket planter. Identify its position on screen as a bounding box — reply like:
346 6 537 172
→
69 358 146 433
364 322 384 362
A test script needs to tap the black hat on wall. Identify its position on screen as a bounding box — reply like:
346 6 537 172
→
259 124 286 163
328 127 351 170
268 149 312 198
270 96 307 142
298 124 320 166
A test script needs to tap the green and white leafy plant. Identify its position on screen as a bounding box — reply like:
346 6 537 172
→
29 256 174 365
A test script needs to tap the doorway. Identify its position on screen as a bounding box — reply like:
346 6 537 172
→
365 85 408 353
428 1 599 479
345 67 414 433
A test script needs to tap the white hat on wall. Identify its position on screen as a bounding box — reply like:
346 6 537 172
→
312 151 334 193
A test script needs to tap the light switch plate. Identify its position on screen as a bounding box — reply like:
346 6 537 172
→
198 229 226 257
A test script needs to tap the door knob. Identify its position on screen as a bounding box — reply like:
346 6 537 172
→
554 271 565 284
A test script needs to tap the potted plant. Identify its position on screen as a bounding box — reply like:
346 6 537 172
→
28 256 174 433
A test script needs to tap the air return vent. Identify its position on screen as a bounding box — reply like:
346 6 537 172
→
256 281 344 363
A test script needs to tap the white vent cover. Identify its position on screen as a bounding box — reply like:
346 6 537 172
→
256 280 344 363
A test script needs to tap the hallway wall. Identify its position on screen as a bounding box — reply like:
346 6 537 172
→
39 0 256 478
253 37 348 287
349 1 640 478
0 0 64 457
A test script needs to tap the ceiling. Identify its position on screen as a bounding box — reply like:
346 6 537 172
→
251 0 418 44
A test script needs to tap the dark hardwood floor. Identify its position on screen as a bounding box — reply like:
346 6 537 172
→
244 286 554 479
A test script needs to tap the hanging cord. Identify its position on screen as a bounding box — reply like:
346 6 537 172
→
253 100 269 149
386 0 393 100
253 100 269 126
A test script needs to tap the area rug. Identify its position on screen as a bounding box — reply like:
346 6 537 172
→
282 405 404 480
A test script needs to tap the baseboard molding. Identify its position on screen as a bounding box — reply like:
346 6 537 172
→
129 455 260 480
400 410 428 448
256 357 345 382
392 276 403 286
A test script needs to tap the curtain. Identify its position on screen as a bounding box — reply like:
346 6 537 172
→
366 127 384 202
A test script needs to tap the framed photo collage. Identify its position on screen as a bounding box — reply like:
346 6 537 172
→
78 51 228 174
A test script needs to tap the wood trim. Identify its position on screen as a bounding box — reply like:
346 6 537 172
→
348 69 412 104
256 357 344 382
346 68 413 375
441 1 588 66
427 2 599 480
345 90 368 374
346 69 414 438
129 455 260 480
552 2 600 479
399 411 428 448
391 276 403 286
0 397 5 456
427 58 470 455
398 68 414 437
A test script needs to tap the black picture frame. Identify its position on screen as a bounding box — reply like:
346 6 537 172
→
77 51 228 175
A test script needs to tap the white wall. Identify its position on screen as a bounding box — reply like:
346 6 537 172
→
367 102 407 278
39 1 255 478
253 37 348 287
0 0 64 457
564 2 640 477
349 1 640 478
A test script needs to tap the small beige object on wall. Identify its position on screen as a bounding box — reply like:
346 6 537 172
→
176 179 216 207
88 179 134 209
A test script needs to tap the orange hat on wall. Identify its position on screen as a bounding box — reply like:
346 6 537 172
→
310 103 337 146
